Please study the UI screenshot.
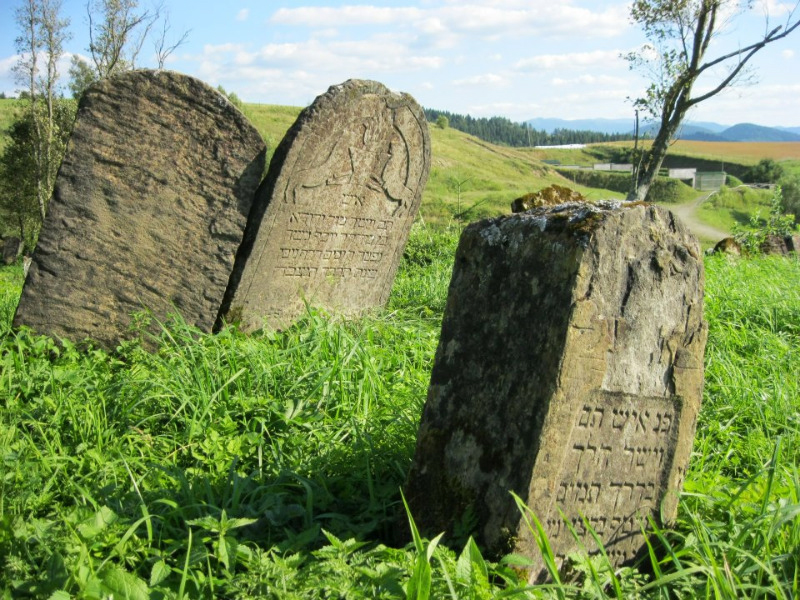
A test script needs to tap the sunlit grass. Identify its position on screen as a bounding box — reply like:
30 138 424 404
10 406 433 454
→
2 221 799 598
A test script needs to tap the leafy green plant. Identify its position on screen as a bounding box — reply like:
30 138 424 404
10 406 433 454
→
733 185 797 253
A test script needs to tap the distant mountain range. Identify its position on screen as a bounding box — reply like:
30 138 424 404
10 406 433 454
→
525 118 800 142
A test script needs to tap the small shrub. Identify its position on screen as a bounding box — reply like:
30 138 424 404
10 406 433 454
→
743 158 785 184
725 173 743 187
733 185 797 253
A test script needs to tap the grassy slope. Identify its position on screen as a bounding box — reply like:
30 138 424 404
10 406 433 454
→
698 185 773 231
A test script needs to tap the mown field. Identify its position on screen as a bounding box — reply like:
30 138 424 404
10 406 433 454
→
2 222 800 598
601 139 800 164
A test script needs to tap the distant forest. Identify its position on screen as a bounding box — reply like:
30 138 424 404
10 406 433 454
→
423 108 635 147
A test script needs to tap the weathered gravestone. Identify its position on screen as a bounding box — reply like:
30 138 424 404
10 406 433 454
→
13 70 266 349
217 79 430 332
403 201 707 581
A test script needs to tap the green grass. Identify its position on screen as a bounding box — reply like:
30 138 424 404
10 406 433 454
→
2 225 799 598
0 98 23 153
699 185 773 231
240 104 302 166
422 129 624 224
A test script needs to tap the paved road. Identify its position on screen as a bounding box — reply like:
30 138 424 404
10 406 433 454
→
669 192 729 244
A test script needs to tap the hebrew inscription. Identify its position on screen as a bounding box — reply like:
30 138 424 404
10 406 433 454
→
542 391 679 565
402 202 707 583
220 79 430 332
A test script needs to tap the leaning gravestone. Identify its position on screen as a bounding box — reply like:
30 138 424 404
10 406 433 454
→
217 79 430 332
403 201 707 581
13 70 266 349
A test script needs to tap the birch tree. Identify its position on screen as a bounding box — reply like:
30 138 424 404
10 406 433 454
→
626 0 800 202
3 0 71 234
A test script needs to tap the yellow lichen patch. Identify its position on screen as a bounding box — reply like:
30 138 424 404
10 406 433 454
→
511 184 587 213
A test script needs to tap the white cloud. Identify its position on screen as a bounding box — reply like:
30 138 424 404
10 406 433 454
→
515 49 624 71
0 52 76 95
236 9 249 22
271 3 630 43
272 6 423 27
0 55 18 78
188 35 444 101
782 49 795 59
452 73 507 86
758 0 795 16
551 74 630 87
688 82 800 125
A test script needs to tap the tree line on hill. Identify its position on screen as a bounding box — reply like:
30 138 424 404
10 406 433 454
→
424 108 635 147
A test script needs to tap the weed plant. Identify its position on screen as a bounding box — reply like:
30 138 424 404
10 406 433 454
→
1 226 799 598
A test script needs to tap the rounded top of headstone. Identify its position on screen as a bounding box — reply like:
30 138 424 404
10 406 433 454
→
80 69 257 137
323 78 417 102
281 79 430 155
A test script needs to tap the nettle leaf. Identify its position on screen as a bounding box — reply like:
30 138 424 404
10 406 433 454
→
455 536 487 584
186 515 221 532
217 534 238 571
225 517 258 531
99 565 149 600
77 506 118 540
149 559 171 587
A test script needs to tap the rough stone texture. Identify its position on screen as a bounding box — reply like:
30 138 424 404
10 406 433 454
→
3 237 23 265
218 79 430 332
13 70 266 349
710 236 742 256
403 201 707 581
511 185 586 213
760 234 791 256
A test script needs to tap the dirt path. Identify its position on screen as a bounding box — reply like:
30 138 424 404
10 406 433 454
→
669 191 729 244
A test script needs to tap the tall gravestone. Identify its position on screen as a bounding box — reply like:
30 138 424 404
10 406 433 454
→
217 79 430 332
13 70 266 349
403 201 707 581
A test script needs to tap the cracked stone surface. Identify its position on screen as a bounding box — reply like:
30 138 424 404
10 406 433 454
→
14 69 266 349
403 201 707 581
217 79 430 332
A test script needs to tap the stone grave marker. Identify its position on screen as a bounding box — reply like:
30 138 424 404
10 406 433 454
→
13 69 266 349
217 79 430 332
403 201 707 581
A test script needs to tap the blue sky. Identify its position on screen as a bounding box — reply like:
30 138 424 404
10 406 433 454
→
1 0 799 126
